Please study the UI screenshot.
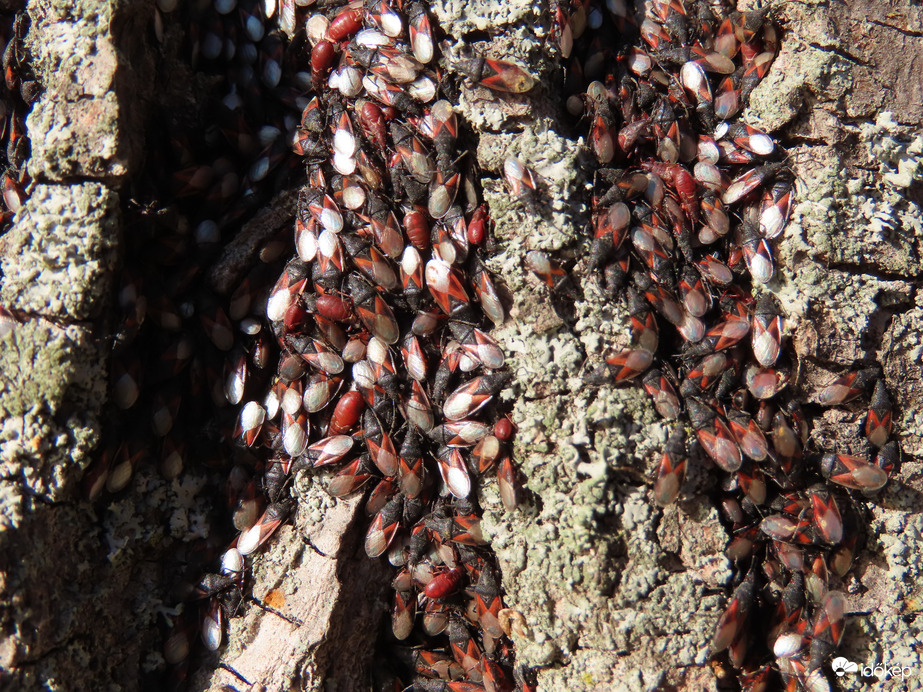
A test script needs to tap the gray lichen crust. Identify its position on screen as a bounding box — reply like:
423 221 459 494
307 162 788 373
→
26 0 150 182
0 320 104 518
0 183 119 320
470 123 729 689
460 1 923 690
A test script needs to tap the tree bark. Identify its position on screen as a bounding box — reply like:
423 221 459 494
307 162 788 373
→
1 1 921 690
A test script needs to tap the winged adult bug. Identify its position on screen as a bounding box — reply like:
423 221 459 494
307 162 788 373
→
445 42 536 93
739 50 775 103
875 440 900 476
0 167 26 214
279 408 308 457
759 514 805 543
782 400 810 447
436 446 472 498
806 485 844 545
751 293 783 367
429 420 491 447
722 161 786 205
807 590 847 673
712 568 756 653
496 456 519 511
688 398 742 472
448 618 483 680
683 317 749 359
289 336 345 376
481 655 513 692
759 176 793 239
394 429 425 499
630 225 674 280
678 265 712 318
726 408 769 461
640 16 672 51
588 348 654 384
695 253 734 285
471 434 501 473
469 256 505 327
390 588 416 641
359 71 416 112
589 203 631 270
340 230 399 291
360 46 424 85
404 0 434 63
391 121 435 183
303 434 354 468
312 230 347 293
348 273 400 344
643 369 682 420
365 335 399 390
737 463 767 505
820 453 888 492
718 121 774 156
426 254 471 317
450 513 487 546
400 332 428 382
829 523 861 579
110 355 142 410
200 597 224 652
503 157 539 199
366 477 398 521
266 259 309 324
238 502 291 556
433 343 463 400
430 169 462 219
744 362 789 400
405 379 435 431
238 401 267 447
404 648 464 680
771 411 801 464
327 456 375 497
443 372 510 422
712 71 740 120
816 367 877 406
449 321 505 370
736 221 774 284
363 409 399 477
635 272 684 327
303 187 344 233
623 287 659 354
366 495 403 558
653 427 687 506
399 245 428 311
436 204 470 261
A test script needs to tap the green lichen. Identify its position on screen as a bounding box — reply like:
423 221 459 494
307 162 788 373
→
0 321 104 515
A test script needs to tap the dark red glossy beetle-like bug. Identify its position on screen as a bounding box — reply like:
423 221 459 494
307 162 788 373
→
424 566 465 600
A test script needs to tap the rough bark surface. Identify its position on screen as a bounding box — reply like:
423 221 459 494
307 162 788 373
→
0 0 921 691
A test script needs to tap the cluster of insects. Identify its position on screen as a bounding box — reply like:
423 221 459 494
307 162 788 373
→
514 1 898 690
85 0 536 690
64 0 898 689
0 4 32 232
